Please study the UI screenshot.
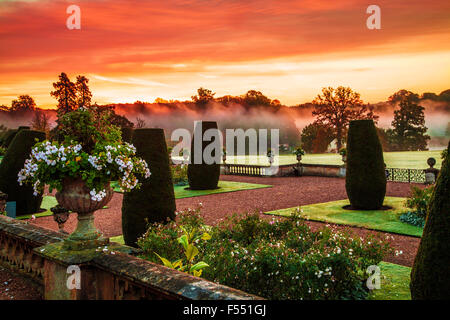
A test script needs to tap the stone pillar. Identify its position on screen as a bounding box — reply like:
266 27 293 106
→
424 157 440 185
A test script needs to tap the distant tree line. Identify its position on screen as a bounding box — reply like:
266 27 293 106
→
300 88 432 153
1 79 445 153
0 73 135 138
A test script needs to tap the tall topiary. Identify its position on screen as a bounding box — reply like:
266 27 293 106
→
120 127 134 143
345 120 386 209
1 129 18 148
0 129 46 215
122 128 176 247
187 121 220 190
410 141 450 299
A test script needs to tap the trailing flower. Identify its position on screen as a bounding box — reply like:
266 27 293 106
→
18 140 150 201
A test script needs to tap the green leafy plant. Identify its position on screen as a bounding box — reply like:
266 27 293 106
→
155 225 211 277
399 211 425 228
0 146 6 156
171 164 188 185
405 185 434 219
339 147 347 156
293 146 305 156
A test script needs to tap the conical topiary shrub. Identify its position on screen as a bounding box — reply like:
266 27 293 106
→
345 120 386 209
122 128 176 247
410 141 450 299
121 127 134 143
187 121 220 190
1 129 18 148
0 129 46 215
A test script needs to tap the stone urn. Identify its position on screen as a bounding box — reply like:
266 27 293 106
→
56 178 113 250
424 157 439 184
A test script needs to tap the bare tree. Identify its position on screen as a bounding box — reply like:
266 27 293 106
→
135 117 146 128
30 110 51 136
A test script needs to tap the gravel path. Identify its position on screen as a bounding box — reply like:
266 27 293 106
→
29 175 421 266
5 175 422 299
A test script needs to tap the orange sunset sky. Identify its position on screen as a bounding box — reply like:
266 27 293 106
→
1 0 450 108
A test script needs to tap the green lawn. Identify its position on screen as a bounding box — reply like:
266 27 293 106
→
368 262 411 300
266 197 423 237
112 180 272 198
213 150 443 169
16 196 58 220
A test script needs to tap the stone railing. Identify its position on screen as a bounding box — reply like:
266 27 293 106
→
0 215 261 300
0 215 64 286
222 163 345 178
222 163 433 183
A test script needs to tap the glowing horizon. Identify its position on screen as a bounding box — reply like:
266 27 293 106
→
1 0 450 108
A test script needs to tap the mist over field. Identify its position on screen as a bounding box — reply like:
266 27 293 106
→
1 99 449 149
109 99 450 149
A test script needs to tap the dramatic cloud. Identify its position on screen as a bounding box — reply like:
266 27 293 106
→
1 0 449 107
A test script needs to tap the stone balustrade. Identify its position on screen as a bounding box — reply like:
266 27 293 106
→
0 215 261 300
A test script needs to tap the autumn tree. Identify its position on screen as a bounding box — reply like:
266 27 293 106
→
439 89 450 102
154 97 169 104
75 75 92 109
312 86 378 151
51 72 77 118
242 90 272 106
10 95 36 113
301 123 334 153
389 90 430 151
191 87 215 105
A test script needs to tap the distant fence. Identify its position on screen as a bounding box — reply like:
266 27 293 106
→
385 168 426 183
222 163 428 183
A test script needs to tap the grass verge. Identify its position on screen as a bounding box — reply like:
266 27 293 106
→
266 197 423 237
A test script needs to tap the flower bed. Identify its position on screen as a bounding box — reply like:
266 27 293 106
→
137 206 392 300
171 164 188 186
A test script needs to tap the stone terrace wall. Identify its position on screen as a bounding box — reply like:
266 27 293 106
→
0 215 261 300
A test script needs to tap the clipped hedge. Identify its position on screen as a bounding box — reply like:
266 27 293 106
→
1 129 18 148
187 121 220 190
410 141 450 299
122 128 176 247
0 129 46 215
345 120 386 209
120 127 134 143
